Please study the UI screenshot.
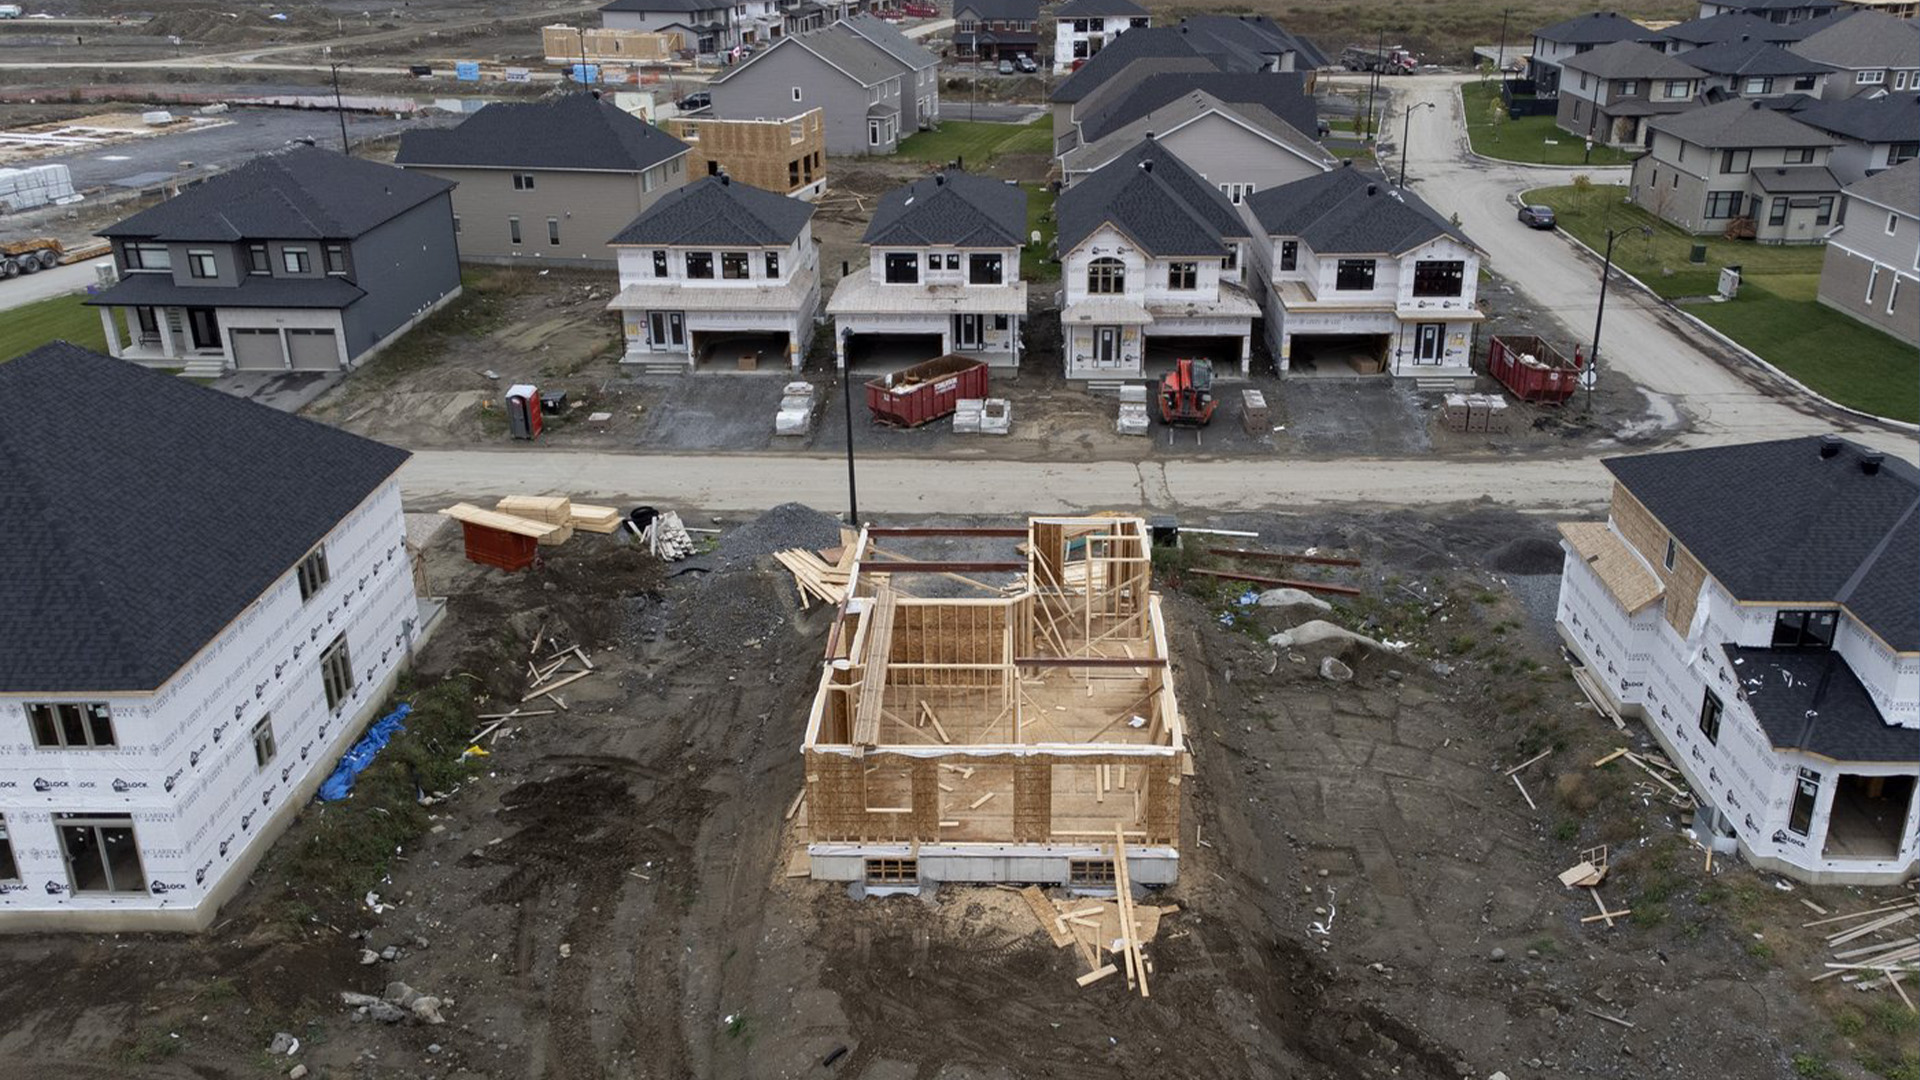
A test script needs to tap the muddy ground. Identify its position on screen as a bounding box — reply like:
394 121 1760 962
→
0 502 1906 1080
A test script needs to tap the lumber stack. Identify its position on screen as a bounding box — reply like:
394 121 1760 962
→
569 503 623 533
775 531 859 607
1809 898 1920 1010
439 502 559 539
495 495 574 546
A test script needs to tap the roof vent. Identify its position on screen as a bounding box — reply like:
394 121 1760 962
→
1145 130 1155 139
720 173 731 185
1819 434 1843 458
1862 451 1885 476
934 173 945 185
1140 158 1154 173
1367 182 1377 196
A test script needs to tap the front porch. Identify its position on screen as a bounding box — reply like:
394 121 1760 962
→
93 303 227 376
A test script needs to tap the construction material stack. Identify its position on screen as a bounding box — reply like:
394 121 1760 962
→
776 381 815 436
496 495 575 546
1240 389 1270 437
1116 383 1150 436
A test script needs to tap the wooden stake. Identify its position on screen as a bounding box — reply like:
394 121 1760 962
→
1505 749 1551 775
1583 1008 1636 1029
1513 774 1537 810
785 789 806 821
968 792 995 810
523 669 591 701
1589 887 1618 928
1077 964 1118 987
1591 748 1629 767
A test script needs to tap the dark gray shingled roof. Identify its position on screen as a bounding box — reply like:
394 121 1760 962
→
1843 158 1920 217
1604 436 1920 652
101 146 452 242
0 343 410 694
842 14 939 70
863 170 1027 248
1789 9 1916 70
1175 15 1328 70
1051 26 1214 103
1657 12 1810 48
1055 0 1148 16
1648 96 1837 147
1787 94 1920 146
1723 646 1916 763
1247 166 1472 255
1682 38 1833 76
600 0 729 11
608 174 813 246
1533 11 1652 45
1057 138 1248 257
84 272 367 311
1051 18 1323 104
1560 39 1708 80
952 0 1038 21
1077 71 1317 146
394 94 688 173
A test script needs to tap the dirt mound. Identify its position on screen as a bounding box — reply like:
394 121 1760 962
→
146 8 300 45
1485 535 1564 576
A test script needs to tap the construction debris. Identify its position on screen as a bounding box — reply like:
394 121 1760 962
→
775 530 857 606
1809 899 1920 1007
631 509 696 560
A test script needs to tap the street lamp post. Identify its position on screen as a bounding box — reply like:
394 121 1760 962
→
1399 100 1433 187
1364 27 1384 142
330 63 350 155
576 27 589 88
840 327 859 526
1587 225 1652 413
1495 8 1509 76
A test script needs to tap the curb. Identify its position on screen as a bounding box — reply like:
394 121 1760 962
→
1515 184 1920 433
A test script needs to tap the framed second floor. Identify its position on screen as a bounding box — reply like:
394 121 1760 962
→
1062 225 1246 305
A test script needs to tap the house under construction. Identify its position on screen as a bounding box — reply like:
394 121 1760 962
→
801 516 1188 889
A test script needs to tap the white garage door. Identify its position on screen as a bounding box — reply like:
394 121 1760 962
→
229 328 286 371
286 328 341 371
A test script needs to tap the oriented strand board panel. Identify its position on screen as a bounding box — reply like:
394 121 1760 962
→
438 502 558 539
1559 522 1664 614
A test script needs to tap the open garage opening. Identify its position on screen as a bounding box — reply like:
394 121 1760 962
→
843 333 944 373
1143 334 1245 378
1288 333 1391 376
692 330 791 372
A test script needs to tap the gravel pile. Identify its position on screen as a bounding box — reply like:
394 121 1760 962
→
700 502 844 573
1485 536 1565 576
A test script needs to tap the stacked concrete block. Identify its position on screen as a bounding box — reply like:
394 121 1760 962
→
1485 393 1511 435
953 398 983 433
775 381 815 436
0 164 77 212
979 398 1010 435
1240 389 1270 437
1441 393 1470 432
1117 383 1150 436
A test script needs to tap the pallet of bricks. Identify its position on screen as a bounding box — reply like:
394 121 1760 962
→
1442 392 1510 435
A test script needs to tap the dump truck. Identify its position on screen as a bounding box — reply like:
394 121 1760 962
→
1340 44 1417 75
0 237 63 277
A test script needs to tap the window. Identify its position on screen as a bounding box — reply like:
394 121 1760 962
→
642 167 659 194
1743 76 1774 95
1618 80 1638 97
864 858 918 884
868 118 883 146
26 703 116 749
56 813 144 894
1698 687 1723 746
926 253 940 271
0 816 16 884
792 86 802 101
296 545 330 602
765 251 780 277
1678 143 1688 163
969 252 1003 284
320 634 354 712
653 250 669 278
1788 768 1820 837
187 250 218 279
1334 258 1376 291
1720 149 1751 174
248 244 270 274
1651 168 1660 189
1893 143 1918 166
1663 536 1677 571
508 217 522 245
945 253 960 270
884 252 919 283
1868 264 1882 303
721 251 750 279
789 120 805 142
252 716 277 769
1130 16 1148 27
1280 240 1297 272
686 251 715 279
123 242 171 271
1769 197 1788 226
1889 277 1901 315
1888 213 1900 237
1815 196 1834 226
1897 71 1911 91
453 215 461 235
1222 243 1238 272
1068 858 1116 887
1784 148 1815 165
1772 610 1836 650
1073 39 1089 58
324 244 347 273
1663 79 1688 98
1704 191 1743 219
1219 181 1255 204
1086 256 1124 295
1793 75 1817 91
1858 69 1885 85
993 314 1009 330
513 172 537 190
1412 260 1465 298
1166 261 1198 290
1580 73 1589 91
1072 17 1090 32
283 247 311 273
789 159 801 186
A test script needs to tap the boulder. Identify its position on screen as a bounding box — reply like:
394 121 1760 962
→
1254 588 1333 619
1319 657 1353 682
411 996 447 1025
1265 620 1392 664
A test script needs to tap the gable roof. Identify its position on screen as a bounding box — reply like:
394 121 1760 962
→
952 0 1038 20
1055 0 1148 16
1057 138 1248 257
1647 96 1837 147
1247 166 1473 255
1051 26 1215 103
1050 18 1323 104
1533 11 1651 45
1843 158 1920 217
0 343 410 694
1681 38 1833 76
1658 12 1810 47
600 0 728 11
1175 15 1328 70
841 13 939 70
101 146 452 242
1714 0 1838 11
1789 9 1920 69
1064 91 1332 176
1604 435 1919 652
608 174 812 246
713 23 905 88
1560 40 1708 79
1786 94 1920 146
863 170 1027 248
394 94 688 173
1078 70 1318 145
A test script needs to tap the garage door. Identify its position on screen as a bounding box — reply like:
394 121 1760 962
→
287 328 341 371
229 328 285 371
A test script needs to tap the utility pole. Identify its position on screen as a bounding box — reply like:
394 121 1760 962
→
1495 8 1509 75
1588 225 1650 414
577 26 589 88
1364 27 1383 141
840 328 859 526
330 63 350 155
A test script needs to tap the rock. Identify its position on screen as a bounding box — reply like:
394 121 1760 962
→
290 1067 308 1080
384 981 420 1008
411 996 447 1025
1527 948 1540 960
1265 620 1392 664
367 1001 408 1024
340 991 383 1007
268 1032 296 1055
1489 947 1507 963
1317 868 1329 878
559 942 572 958
1319 656 1353 682
1255 588 1332 616
1490 1073 1511 1080
413 935 430 948
428 1043 443 1055
359 949 380 965
380 945 399 961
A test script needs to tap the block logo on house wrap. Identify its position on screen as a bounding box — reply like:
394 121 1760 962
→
219 834 234 858
111 777 150 793
164 766 185 792
195 860 214 885
43 881 65 895
32 778 67 793
240 808 258 833
213 721 229 745
1772 828 1808 848
0 881 27 895
148 879 188 895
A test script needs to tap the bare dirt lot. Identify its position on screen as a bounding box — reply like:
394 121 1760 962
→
0 502 1908 1080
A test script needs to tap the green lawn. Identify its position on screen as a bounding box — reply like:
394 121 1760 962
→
1687 274 1919 423
1461 81 1637 167
1022 182 1057 283
1526 183 1915 422
0 291 107 362
897 117 1051 165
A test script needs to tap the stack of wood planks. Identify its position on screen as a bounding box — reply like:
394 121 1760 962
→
569 503 623 533
775 529 860 607
440 502 559 540
1809 898 1920 1010
496 495 575 546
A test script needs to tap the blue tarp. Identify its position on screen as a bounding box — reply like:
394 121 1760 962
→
318 703 412 802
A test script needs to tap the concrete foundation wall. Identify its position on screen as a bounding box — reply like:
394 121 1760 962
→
810 844 1179 885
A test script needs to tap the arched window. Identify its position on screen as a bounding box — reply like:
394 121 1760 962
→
1087 257 1125 295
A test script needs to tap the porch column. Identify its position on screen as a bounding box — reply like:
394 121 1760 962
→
98 307 123 356
834 319 847 370
123 307 141 349
1240 331 1251 376
159 309 177 360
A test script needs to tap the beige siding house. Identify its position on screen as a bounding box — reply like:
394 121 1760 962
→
395 95 690 268
1631 98 1841 240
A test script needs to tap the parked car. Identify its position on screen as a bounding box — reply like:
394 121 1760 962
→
997 58 1014 74
677 90 711 112
1014 53 1037 73
1517 204 1556 229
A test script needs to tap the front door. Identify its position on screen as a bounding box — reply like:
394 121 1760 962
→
955 313 983 351
1094 326 1120 368
1414 322 1443 364
186 308 220 351
648 311 686 351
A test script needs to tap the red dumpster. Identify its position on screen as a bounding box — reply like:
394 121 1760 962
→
864 354 989 427
1487 334 1583 405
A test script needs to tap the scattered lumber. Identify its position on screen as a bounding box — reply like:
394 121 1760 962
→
775 549 849 606
1512 774 1538 810
1591 748 1629 768
1568 665 1628 731
439 502 558 539
1022 885 1074 948
494 495 573 546
522 669 591 702
1505 749 1551 776
1113 826 1150 999
1076 964 1118 987
1584 1008 1636 1029
785 789 806 822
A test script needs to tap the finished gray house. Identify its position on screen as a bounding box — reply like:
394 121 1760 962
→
395 95 690 268
87 147 460 377
599 0 741 54
1818 160 1919 346
1631 98 1841 240
708 18 938 155
1788 10 1920 100
1556 41 1708 148
1527 11 1654 96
